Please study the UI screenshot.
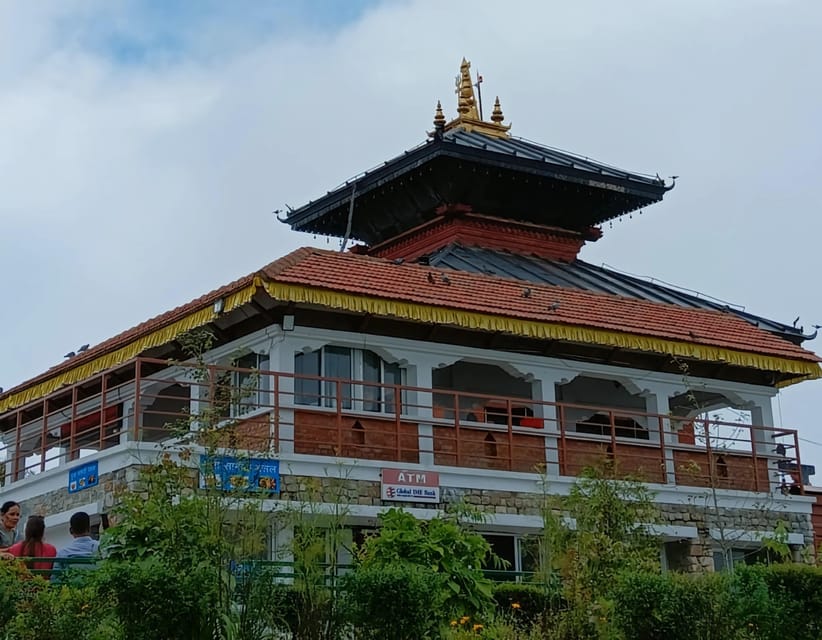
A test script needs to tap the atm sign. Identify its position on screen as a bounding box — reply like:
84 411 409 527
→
381 469 440 503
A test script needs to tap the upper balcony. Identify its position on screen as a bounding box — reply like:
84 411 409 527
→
0 357 805 495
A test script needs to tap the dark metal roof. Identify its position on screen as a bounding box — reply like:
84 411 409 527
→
428 243 812 346
283 129 671 244
442 129 664 187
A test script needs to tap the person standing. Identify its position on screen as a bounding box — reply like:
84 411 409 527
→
0 501 21 551
8 515 57 574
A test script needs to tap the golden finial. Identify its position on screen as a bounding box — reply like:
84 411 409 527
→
456 58 479 119
490 97 504 124
433 100 446 128
436 58 511 140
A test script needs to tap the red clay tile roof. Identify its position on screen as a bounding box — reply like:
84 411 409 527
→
0 246 818 409
263 248 820 363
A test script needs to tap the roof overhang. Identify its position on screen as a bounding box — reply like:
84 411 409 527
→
2 251 818 415
284 136 668 245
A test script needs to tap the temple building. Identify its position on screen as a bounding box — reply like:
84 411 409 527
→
1 60 820 570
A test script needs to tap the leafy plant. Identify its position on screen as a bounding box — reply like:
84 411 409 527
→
4 583 121 640
0 561 32 629
341 563 444 639
90 557 218 640
356 507 497 620
491 582 563 630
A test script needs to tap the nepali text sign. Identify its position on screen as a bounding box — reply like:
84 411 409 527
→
68 460 99 494
381 468 440 503
200 455 280 495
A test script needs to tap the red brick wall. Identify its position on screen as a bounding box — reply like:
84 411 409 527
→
294 410 418 463
433 426 545 472
202 413 272 452
673 450 771 492
562 438 667 483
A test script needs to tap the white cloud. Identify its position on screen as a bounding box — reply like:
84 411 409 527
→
2 0 822 467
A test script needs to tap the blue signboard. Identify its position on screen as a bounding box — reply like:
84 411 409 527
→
200 455 280 495
68 460 99 494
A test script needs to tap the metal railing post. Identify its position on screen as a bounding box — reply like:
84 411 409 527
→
749 424 760 493
70 386 78 460
133 359 142 441
394 385 402 461
99 373 108 450
506 398 514 471
40 398 48 473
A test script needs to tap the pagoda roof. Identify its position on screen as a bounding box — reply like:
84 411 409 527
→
284 127 671 246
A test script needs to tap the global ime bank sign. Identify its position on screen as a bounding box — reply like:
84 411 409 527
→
381 468 440 503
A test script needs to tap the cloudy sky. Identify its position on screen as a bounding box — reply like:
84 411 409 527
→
2 1 822 467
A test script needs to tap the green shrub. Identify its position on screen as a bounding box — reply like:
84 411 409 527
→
610 570 740 640
5 583 121 640
341 564 444 639
91 557 219 640
745 563 822 640
0 561 30 628
229 564 292 638
492 582 564 628
357 508 496 619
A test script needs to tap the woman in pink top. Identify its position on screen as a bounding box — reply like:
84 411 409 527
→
8 515 57 573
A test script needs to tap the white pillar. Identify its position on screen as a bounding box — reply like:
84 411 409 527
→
275 339 295 454
121 400 135 444
746 395 779 491
1 443 14 486
531 367 567 478
641 382 678 484
409 355 440 467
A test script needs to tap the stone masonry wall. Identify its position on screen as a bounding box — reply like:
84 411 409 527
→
11 465 812 573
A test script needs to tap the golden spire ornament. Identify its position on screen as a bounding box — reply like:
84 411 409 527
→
433 100 446 128
434 58 511 140
490 97 505 125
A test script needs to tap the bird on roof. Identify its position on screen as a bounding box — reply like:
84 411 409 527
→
64 352 76 358
392 258 404 265
427 273 435 284
78 344 90 352
441 274 451 284
522 288 532 298
548 301 560 312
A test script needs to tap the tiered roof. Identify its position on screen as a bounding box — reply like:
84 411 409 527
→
0 59 817 415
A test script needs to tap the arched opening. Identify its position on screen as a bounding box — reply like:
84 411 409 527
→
432 361 535 424
556 376 648 440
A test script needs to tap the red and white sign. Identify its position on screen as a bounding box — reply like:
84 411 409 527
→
381 469 440 503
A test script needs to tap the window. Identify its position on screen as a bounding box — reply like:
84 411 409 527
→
295 350 321 405
324 346 352 410
294 347 404 413
363 350 402 413
483 534 516 575
713 547 763 572
231 353 268 417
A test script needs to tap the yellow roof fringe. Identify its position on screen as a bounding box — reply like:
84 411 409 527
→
0 284 256 413
1 280 818 413
263 282 821 387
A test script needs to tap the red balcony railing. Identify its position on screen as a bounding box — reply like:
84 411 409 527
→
0 357 803 495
